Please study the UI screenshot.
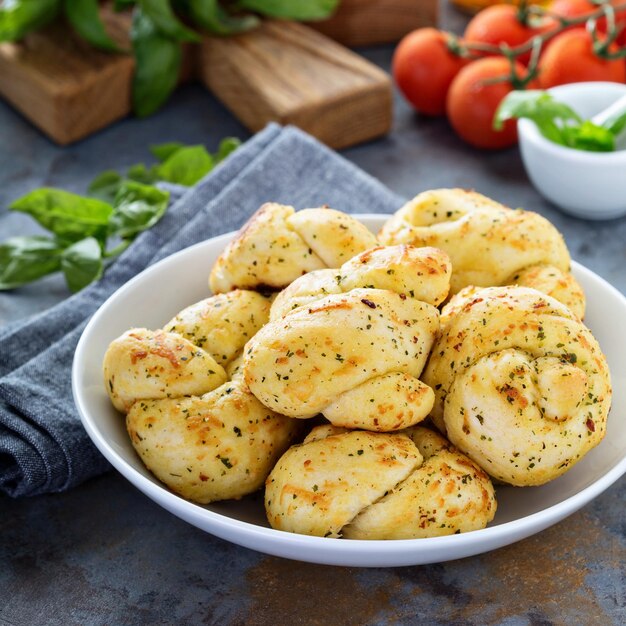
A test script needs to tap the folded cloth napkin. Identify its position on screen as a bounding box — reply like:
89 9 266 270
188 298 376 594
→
0 124 404 498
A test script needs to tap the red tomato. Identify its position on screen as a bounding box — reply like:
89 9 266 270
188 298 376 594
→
392 28 468 116
540 0 591 53
549 0 596 21
464 4 555 65
608 1 626 46
538 29 626 88
446 57 535 150
549 0 626 41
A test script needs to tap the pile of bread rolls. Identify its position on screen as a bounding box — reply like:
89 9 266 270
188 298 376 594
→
103 192 612 540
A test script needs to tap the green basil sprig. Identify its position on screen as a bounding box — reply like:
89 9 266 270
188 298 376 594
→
0 138 240 293
0 237 63 291
108 180 170 239
494 91 626 153
64 0 121 52
238 0 339 21
88 137 240 201
0 0 61 41
131 7 183 118
61 237 104 293
139 0 200 42
2 183 167 293
185 0 260 36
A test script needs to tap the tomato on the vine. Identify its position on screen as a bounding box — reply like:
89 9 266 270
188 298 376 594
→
392 28 467 116
446 57 535 150
549 0 626 42
464 4 555 65
538 29 626 88
549 0 596 22
608 0 626 46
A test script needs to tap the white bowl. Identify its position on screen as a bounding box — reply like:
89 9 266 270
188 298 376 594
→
73 216 626 567
518 82 626 220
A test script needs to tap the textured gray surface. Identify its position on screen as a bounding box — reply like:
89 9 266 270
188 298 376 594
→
1 5 625 625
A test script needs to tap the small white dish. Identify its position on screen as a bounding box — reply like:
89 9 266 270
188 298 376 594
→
73 216 626 567
518 81 626 220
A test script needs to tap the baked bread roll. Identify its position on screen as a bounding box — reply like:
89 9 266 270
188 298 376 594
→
379 188 585 318
126 374 299 504
422 285 611 486
104 290 271 412
270 244 451 321
265 425 496 539
104 290 299 503
209 203 377 293
510 264 585 320
244 246 451 431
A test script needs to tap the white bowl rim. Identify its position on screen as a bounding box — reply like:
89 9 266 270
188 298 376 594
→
72 216 626 565
518 81 626 162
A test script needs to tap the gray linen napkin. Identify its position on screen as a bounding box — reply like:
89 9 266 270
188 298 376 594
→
0 124 404 497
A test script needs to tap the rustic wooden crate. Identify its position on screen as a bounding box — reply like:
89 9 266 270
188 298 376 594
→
309 0 438 46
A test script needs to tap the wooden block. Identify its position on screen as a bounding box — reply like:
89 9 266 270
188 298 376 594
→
309 0 438 46
0 6 196 145
200 21 392 150
0 9 134 145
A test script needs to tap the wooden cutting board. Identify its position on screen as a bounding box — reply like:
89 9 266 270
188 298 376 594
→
0 13 393 148
309 0 438 46
0 9 134 145
200 21 393 150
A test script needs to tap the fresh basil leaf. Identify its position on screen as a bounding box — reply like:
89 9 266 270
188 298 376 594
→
108 181 170 238
494 91 582 137
10 188 113 243
64 0 121 52
603 110 626 137
569 121 615 152
215 137 241 163
88 170 123 204
0 0 61 41
155 145 213 185
114 0 137 10
61 237 103 292
126 162 159 184
131 7 182 117
494 90 588 147
237 0 339 20
186 0 259 35
0 236 63 290
150 141 184 161
139 0 200 41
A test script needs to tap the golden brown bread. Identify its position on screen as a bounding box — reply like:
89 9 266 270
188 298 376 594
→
379 188 585 317
245 288 439 430
270 244 451 321
265 425 496 539
422 285 611 486
245 245 451 431
510 264 585 319
164 289 271 366
209 203 377 293
104 290 299 504
343 427 497 539
103 328 227 414
126 377 299 504
103 290 270 412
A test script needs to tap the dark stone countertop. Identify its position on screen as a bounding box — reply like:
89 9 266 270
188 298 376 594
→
1 5 624 626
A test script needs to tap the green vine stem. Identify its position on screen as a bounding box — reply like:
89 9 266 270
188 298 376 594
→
446 1 626 89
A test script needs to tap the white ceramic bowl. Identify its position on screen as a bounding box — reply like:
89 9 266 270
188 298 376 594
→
518 82 626 220
73 216 626 567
